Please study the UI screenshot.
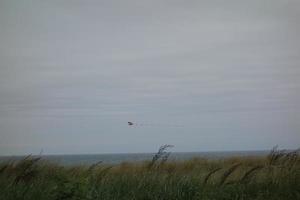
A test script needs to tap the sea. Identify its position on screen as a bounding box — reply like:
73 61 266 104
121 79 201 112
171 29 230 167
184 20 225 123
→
0 151 269 166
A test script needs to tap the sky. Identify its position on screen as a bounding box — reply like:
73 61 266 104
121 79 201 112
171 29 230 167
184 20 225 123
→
0 0 299 155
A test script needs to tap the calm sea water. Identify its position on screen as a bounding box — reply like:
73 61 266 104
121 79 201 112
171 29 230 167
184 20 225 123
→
0 151 269 166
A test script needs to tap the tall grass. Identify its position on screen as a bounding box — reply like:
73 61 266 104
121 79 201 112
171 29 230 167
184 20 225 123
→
0 146 299 200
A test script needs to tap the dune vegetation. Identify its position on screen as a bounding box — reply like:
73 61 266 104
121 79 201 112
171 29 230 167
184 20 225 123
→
0 146 299 200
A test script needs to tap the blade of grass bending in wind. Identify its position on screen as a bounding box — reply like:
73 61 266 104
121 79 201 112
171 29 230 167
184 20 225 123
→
219 163 241 186
88 161 103 172
203 167 222 185
148 144 174 169
267 146 287 166
13 155 41 185
240 165 263 184
0 164 9 175
281 148 300 170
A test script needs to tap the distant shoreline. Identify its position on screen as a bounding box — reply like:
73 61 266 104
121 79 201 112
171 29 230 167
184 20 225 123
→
0 150 272 165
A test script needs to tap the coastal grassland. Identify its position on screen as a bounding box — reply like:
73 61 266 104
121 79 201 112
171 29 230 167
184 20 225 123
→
0 147 299 200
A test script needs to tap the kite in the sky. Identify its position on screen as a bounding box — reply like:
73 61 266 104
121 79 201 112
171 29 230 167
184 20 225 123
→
128 122 134 126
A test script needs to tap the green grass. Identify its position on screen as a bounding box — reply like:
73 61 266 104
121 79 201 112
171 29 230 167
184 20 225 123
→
0 147 299 200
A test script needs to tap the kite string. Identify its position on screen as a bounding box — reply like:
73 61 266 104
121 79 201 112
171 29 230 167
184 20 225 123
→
134 122 183 127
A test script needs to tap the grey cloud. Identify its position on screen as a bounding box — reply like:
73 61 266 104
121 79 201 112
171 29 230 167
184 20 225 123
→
0 0 299 155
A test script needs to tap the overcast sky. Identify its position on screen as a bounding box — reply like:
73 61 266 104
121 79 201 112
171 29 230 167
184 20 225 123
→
0 0 299 155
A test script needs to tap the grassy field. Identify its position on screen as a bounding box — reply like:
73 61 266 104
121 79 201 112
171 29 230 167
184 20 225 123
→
0 146 299 200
